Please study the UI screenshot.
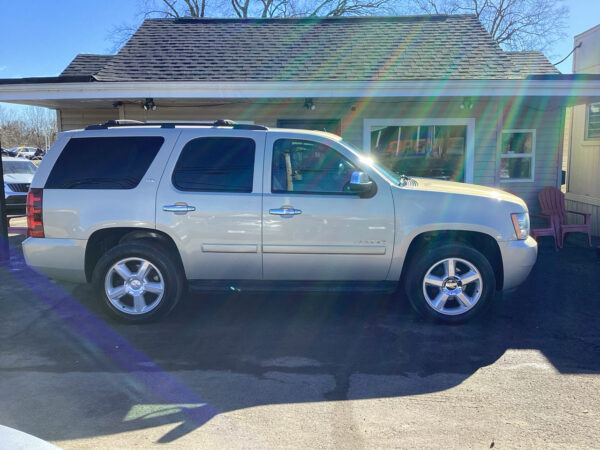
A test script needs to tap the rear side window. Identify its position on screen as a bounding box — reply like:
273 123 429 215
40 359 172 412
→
45 137 164 189
172 137 255 192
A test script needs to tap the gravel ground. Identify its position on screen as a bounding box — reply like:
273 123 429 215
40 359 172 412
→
0 233 599 448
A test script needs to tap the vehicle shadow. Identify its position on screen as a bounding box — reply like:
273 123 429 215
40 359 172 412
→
0 235 598 443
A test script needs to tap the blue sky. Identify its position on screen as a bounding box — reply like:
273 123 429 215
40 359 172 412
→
1 0 599 114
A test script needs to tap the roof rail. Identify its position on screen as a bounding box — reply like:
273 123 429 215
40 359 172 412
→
84 119 268 131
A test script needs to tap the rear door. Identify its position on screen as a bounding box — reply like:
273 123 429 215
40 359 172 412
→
40 129 176 240
155 129 266 280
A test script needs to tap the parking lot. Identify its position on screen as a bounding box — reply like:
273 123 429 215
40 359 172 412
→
1 233 599 448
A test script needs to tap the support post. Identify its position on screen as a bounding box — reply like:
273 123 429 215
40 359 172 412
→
0 143 10 261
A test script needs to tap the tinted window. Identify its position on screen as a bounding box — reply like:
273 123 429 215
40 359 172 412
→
172 137 255 192
45 137 164 189
272 139 357 194
2 160 36 175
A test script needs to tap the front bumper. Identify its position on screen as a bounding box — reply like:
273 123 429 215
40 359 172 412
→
22 237 88 283
499 236 538 290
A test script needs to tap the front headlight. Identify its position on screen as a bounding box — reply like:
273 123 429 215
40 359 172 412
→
511 212 530 240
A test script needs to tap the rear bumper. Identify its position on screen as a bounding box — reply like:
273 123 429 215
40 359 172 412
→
22 237 87 283
499 236 538 290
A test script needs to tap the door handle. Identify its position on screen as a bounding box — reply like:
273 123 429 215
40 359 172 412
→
163 204 196 213
269 207 302 216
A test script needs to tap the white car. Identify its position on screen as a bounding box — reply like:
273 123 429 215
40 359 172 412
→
7 146 38 159
22 120 537 324
3 157 36 214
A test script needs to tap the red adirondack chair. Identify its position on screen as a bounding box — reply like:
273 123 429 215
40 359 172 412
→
530 214 559 251
538 186 592 248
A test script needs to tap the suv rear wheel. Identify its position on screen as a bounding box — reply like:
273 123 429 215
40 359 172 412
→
405 244 496 323
92 241 184 323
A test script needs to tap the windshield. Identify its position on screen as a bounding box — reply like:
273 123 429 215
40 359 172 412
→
2 160 37 175
338 139 404 184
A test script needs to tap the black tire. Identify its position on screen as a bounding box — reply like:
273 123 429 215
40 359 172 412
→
92 241 185 323
405 244 496 323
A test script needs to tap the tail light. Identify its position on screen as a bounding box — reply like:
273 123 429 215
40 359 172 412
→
26 188 44 238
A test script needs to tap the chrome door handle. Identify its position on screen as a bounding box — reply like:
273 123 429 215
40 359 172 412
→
269 207 302 216
163 204 196 213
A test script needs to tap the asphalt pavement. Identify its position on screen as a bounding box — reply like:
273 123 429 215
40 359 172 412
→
0 233 599 448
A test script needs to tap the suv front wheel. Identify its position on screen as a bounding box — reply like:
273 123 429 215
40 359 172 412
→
405 244 496 323
92 242 185 323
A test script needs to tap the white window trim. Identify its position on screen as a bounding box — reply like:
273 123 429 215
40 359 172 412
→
363 118 475 184
498 129 536 183
585 102 600 141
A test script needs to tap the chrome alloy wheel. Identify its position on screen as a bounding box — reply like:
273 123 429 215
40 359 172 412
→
104 257 165 315
422 257 483 316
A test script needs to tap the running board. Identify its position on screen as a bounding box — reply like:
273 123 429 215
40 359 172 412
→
188 280 397 293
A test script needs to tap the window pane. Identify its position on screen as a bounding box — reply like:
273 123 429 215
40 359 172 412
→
173 137 255 192
500 157 532 180
587 103 600 139
501 131 533 154
2 160 36 175
370 125 466 181
272 139 357 194
45 137 164 189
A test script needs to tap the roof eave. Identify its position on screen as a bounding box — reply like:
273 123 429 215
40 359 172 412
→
1 79 599 107
0 75 96 85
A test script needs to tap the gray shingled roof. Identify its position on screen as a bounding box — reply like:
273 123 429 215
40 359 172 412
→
63 16 559 82
505 51 559 77
60 54 114 77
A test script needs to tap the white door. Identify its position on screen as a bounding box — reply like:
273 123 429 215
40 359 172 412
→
156 129 265 280
262 133 395 281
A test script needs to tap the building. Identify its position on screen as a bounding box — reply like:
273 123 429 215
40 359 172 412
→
564 24 600 236
1 15 599 212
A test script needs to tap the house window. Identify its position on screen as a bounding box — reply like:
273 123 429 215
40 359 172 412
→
364 119 474 183
586 103 600 140
499 130 535 182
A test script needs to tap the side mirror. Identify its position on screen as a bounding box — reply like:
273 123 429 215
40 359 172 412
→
348 171 376 197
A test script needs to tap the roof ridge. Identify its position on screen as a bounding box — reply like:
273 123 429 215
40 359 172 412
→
75 53 114 57
505 50 544 54
143 14 478 23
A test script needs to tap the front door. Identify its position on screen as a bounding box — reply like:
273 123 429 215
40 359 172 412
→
262 133 395 281
156 129 265 280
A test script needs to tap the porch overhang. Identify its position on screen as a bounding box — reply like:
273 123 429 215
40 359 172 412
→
1 77 599 110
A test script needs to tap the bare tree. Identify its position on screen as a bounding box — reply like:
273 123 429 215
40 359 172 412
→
403 0 568 53
0 105 57 150
112 0 566 53
109 0 394 48
121 0 392 22
143 0 208 18
290 0 391 17
109 0 226 51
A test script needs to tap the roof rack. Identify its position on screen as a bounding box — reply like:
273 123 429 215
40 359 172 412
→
84 119 268 131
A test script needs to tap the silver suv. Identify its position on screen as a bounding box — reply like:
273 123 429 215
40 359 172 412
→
23 120 537 323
